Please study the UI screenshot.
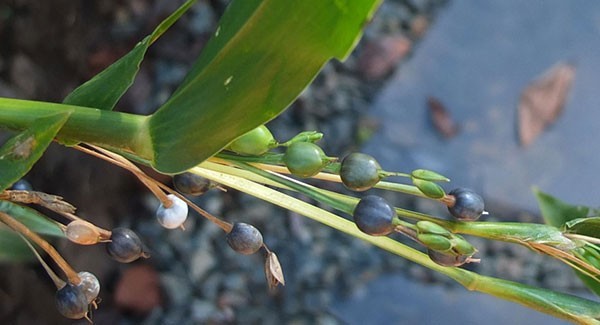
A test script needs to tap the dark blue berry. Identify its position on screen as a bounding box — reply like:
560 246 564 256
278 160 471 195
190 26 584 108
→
106 228 147 263
173 173 213 196
340 153 382 191
447 188 485 221
226 223 263 255
427 249 470 267
353 195 397 236
11 179 32 191
55 283 89 319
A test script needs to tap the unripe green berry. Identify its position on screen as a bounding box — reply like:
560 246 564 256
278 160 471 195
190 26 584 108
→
228 125 276 156
283 142 329 178
340 153 382 191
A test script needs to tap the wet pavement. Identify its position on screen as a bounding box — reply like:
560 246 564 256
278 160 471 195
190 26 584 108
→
364 0 600 213
332 274 567 325
344 1 600 324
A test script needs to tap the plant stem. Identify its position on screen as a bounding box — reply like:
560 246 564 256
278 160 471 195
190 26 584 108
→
0 211 80 284
190 165 600 324
0 97 152 159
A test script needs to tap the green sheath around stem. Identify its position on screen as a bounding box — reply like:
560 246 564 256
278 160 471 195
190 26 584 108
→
0 97 152 159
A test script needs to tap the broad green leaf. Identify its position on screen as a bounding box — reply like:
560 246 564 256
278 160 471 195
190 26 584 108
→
0 226 34 262
62 0 196 110
0 111 71 191
149 0 381 173
0 201 64 237
564 217 600 238
534 188 589 227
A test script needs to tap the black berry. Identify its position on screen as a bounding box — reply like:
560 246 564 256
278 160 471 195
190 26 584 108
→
340 153 382 191
427 249 470 267
226 222 263 255
106 228 146 263
353 195 397 236
55 283 89 319
173 172 213 196
447 188 485 221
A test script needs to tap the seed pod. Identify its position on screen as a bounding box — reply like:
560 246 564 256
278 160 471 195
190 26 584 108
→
340 153 382 191
416 221 451 236
418 234 453 252
55 283 89 319
226 222 264 255
283 142 329 178
411 169 449 182
156 194 189 229
412 178 446 199
65 220 101 245
353 195 397 236
451 236 477 256
228 125 276 156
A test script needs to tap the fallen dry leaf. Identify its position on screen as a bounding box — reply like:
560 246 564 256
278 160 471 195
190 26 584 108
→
357 35 411 80
427 96 459 139
518 62 576 147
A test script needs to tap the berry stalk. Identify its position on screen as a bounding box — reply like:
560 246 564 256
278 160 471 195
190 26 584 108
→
0 211 80 285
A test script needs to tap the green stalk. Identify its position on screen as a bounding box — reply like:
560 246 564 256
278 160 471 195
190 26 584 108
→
191 165 600 324
0 97 152 159
450 221 576 250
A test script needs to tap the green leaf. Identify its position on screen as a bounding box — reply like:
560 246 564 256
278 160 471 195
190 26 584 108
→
62 0 196 110
533 188 589 227
149 0 381 173
0 111 71 191
0 201 64 237
0 225 34 262
564 217 600 238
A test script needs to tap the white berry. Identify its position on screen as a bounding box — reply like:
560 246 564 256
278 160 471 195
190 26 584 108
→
77 271 100 303
156 194 188 229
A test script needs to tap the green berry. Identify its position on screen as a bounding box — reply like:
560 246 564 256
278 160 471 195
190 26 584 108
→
283 142 328 178
55 283 89 319
228 125 276 156
353 195 397 236
340 153 382 191
447 188 485 221
173 172 214 196
226 222 263 255
106 228 147 263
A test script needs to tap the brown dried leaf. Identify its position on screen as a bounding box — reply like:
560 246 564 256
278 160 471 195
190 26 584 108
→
264 251 285 291
518 62 576 147
427 96 459 139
